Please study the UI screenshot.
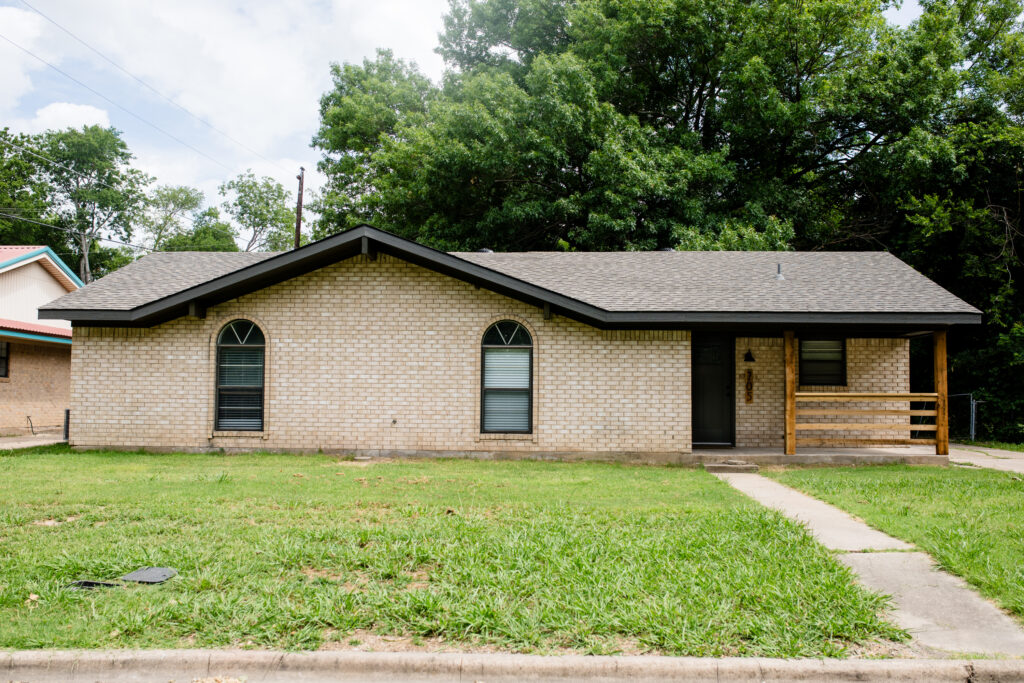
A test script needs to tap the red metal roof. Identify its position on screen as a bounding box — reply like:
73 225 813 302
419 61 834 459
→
0 318 72 339
0 246 46 259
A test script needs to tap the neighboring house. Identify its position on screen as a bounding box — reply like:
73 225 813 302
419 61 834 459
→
0 246 82 434
40 226 980 460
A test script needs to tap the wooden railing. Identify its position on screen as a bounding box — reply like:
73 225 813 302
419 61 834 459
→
794 392 938 447
783 330 949 456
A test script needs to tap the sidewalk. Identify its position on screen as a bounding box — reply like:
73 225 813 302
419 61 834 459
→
950 443 1024 474
715 472 1024 657
0 433 64 450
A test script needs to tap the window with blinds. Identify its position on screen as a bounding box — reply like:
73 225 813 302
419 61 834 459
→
481 321 532 433
799 338 846 386
216 320 265 431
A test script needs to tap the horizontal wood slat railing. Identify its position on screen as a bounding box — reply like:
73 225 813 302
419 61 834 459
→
793 392 939 447
783 331 948 456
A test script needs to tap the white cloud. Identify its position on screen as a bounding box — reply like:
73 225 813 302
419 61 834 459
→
12 102 110 133
0 7 48 113
1 0 448 236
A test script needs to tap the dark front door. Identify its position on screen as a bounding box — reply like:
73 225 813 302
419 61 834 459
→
692 334 735 446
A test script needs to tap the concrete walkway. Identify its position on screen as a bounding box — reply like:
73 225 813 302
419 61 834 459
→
0 433 64 450
715 472 1024 657
0 433 63 450
950 443 1024 474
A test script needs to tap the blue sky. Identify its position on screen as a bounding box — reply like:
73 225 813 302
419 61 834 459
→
1 0 921 243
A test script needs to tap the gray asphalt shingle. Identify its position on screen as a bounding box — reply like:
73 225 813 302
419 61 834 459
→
42 248 978 315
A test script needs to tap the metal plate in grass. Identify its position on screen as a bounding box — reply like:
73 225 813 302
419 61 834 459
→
120 567 177 584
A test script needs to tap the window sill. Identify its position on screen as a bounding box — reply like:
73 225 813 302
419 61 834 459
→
211 430 268 439
477 433 535 442
0 377 9 383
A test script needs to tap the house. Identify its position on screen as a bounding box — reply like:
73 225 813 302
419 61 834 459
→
39 225 980 461
0 245 82 434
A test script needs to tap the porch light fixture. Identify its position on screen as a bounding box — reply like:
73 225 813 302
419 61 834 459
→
744 350 755 362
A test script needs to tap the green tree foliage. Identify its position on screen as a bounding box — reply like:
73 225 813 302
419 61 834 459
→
140 185 204 250
220 170 298 252
38 125 150 282
314 0 1024 439
161 208 240 252
0 128 68 252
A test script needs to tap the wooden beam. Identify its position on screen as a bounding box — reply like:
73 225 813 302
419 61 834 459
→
796 438 937 446
543 302 551 320
934 329 949 455
784 330 796 455
796 409 937 417
795 392 938 401
360 236 377 261
187 301 205 319
795 423 937 431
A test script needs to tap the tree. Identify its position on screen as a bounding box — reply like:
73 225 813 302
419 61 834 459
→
219 171 297 251
161 208 239 252
0 128 71 254
141 185 204 249
313 0 1024 439
38 125 149 282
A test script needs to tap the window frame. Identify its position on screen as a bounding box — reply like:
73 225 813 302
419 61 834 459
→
215 320 266 432
798 337 847 387
0 341 8 378
480 322 533 435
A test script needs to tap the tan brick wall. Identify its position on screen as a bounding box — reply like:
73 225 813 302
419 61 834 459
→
0 340 71 433
70 255 692 457
733 337 910 448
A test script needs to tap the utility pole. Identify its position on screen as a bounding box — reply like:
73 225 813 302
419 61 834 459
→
294 166 305 249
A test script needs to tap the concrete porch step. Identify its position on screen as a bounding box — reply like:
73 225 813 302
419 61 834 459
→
703 460 760 473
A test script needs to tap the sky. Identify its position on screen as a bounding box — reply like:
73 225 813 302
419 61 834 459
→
0 0 921 246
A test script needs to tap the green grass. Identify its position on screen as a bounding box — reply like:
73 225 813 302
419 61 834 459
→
769 465 1024 620
956 440 1024 453
0 446 904 655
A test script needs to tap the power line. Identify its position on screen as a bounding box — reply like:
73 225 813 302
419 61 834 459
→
16 0 291 176
0 136 242 246
0 210 252 254
0 211 152 251
0 30 235 172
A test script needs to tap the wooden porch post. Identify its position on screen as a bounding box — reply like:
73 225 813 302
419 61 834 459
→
784 330 796 455
934 329 949 455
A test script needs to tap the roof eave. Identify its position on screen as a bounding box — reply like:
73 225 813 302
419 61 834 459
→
38 225 984 329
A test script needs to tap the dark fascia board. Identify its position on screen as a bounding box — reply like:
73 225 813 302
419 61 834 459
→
40 224 983 329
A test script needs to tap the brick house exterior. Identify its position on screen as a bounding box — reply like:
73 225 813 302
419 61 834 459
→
0 247 82 434
42 226 979 459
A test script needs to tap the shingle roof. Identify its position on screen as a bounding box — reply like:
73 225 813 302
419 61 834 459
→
452 250 979 314
43 251 279 311
39 225 980 326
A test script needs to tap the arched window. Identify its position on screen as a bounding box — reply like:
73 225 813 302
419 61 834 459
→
216 320 265 431
481 320 532 433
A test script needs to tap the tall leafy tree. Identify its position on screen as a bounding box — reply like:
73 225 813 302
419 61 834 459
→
161 207 240 252
220 171 298 252
0 128 70 254
38 125 149 282
140 185 204 250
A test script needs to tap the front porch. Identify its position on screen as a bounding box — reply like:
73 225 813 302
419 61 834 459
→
691 445 947 467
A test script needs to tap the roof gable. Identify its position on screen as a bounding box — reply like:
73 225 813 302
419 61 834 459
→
39 225 981 330
0 246 83 292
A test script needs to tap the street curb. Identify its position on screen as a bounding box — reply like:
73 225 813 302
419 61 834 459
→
4 650 1024 682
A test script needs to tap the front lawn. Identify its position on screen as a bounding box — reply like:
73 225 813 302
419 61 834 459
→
769 466 1024 620
0 446 903 655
